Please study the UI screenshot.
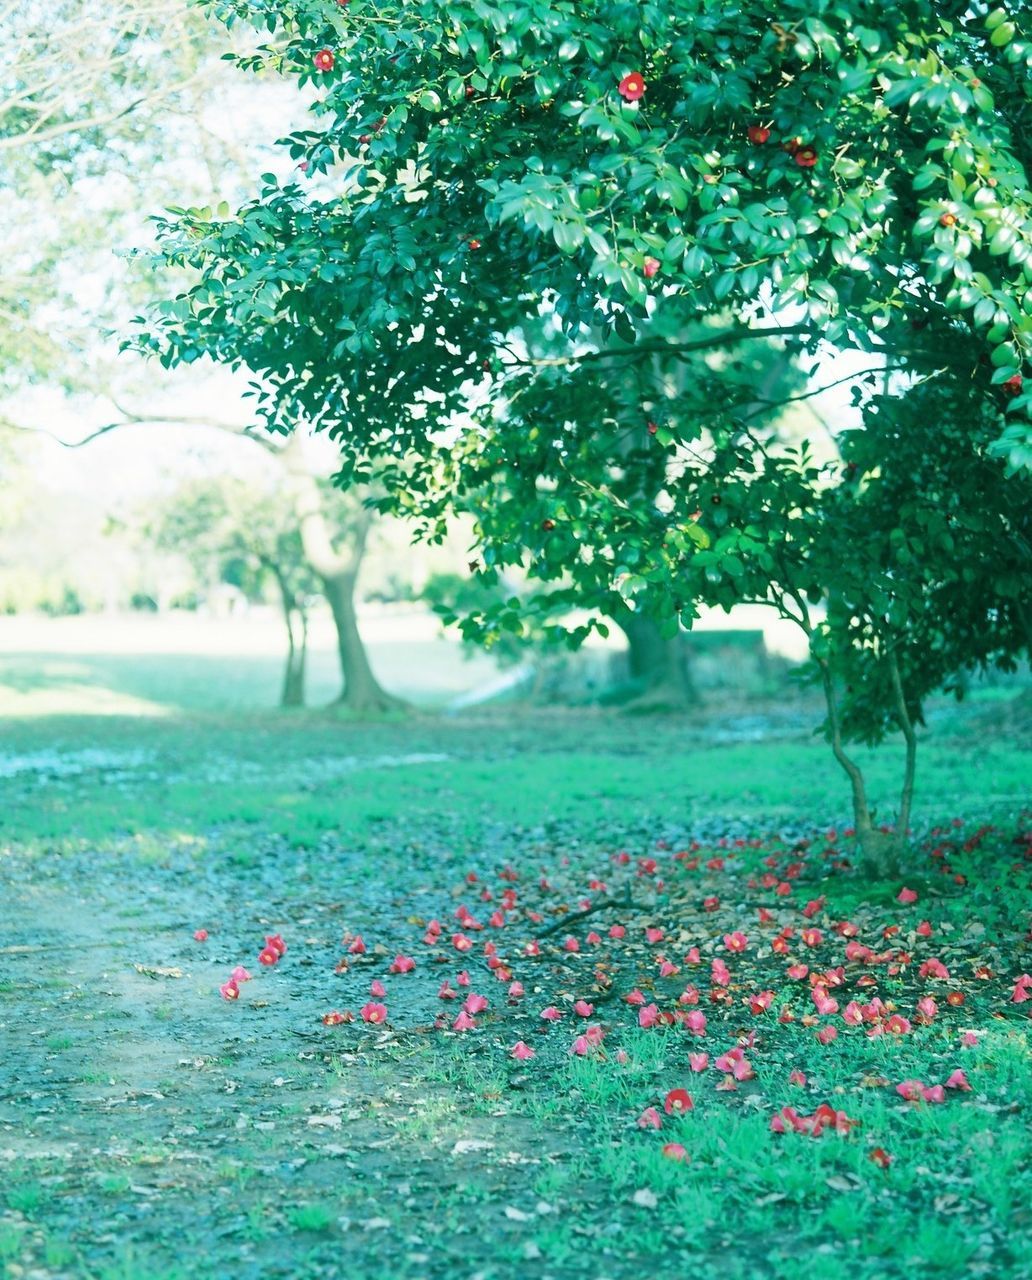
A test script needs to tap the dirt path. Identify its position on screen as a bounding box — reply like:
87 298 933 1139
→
0 846 584 1280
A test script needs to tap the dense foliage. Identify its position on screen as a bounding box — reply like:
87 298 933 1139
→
136 0 1032 846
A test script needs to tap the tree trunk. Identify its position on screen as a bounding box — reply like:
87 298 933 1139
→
323 569 404 713
280 620 307 707
616 612 699 709
264 560 308 707
284 438 404 713
817 658 898 875
887 649 917 846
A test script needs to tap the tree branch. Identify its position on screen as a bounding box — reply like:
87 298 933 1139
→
507 324 814 370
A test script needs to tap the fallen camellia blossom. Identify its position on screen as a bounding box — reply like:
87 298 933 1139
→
688 1053 709 1072
511 1041 535 1060
570 1036 591 1056
868 1147 892 1169
897 887 918 904
258 947 278 966
842 1001 864 1026
452 1010 476 1031
540 1006 563 1022
945 1069 972 1091
574 999 594 1017
193 929 208 942
360 1001 387 1024
770 1102 857 1136
219 979 239 1001
389 955 415 974
230 966 252 984
348 935 366 955
662 1142 689 1162
638 1004 660 1029
370 979 386 998
464 993 488 1015
265 934 287 956
663 1088 693 1114
322 1010 351 1026
637 1106 662 1130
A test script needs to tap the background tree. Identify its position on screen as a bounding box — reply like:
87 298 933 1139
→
147 475 318 706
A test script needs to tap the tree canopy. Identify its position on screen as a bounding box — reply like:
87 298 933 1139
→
135 0 1032 856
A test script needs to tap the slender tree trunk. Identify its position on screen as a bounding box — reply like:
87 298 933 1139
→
616 612 699 709
817 657 896 874
322 569 402 713
262 559 307 707
887 649 917 846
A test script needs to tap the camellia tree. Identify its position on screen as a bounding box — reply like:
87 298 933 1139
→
136 0 1032 855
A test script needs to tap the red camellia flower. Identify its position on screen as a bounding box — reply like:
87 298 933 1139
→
643 257 661 279
258 947 278 966
794 145 819 168
618 72 646 102
748 125 771 144
664 1088 694 1114
193 929 208 942
1003 374 1023 397
313 49 335 72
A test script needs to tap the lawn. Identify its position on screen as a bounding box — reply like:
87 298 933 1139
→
0 648 1029 1280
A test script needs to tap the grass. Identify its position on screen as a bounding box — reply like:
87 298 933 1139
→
0 645 1028 1279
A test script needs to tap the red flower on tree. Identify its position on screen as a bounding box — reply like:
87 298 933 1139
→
313 49 335 72
794 145 818 168
1003 374 1023 397
748 125 771 144
643 257 660 279
618 73 646 102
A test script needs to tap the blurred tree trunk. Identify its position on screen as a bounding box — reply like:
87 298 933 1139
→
266 560 307 707
287 446 403 712
616 613 699 709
